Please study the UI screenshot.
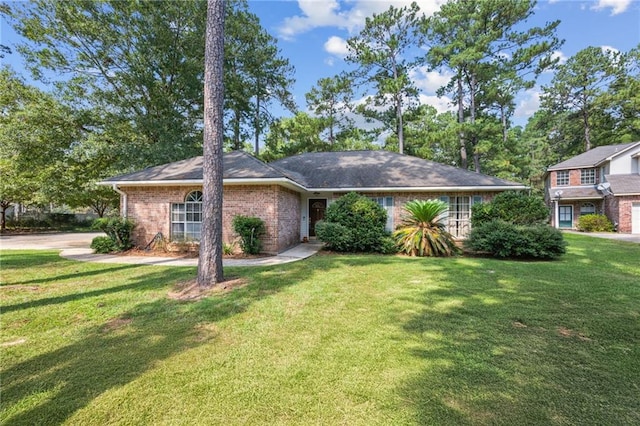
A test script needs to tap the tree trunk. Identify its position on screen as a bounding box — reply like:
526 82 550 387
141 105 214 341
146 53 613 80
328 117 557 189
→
397 95 404 155
254 80 261 156
469 73 481 173
0 204 7 232
457 73 468 169
197 0 225 288
582 89 591 151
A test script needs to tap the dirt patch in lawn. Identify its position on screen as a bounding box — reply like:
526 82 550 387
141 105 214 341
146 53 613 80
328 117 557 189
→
557 326 592 341
0 285 41 291
101 317 133 332
1 338 27 347
167 277 249 301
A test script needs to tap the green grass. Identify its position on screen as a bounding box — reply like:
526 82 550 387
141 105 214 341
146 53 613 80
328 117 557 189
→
1 233 639 425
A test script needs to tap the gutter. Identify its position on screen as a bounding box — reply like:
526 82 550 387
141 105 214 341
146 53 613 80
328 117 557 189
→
111 184 128 217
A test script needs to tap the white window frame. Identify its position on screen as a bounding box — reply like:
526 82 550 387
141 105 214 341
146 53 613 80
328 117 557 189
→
556 170 569 186
581 168 596 185
369 196 394 232
171 191 203 241
580 202 596 216
439 195 480 238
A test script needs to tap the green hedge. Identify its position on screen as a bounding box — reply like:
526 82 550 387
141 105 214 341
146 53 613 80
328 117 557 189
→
471 191 548 227
315 192 389 253
90 236 117 254
465 220 566 260
92 217 135 251
577 214 614 232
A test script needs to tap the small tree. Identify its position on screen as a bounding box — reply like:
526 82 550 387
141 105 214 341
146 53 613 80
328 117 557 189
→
394 200 459 257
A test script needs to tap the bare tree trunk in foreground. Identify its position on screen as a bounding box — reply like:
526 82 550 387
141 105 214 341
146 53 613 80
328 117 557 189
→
197 0 225 287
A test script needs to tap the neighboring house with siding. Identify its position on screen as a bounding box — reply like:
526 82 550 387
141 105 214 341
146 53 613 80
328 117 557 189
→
545 141 640 234
101 150 527 253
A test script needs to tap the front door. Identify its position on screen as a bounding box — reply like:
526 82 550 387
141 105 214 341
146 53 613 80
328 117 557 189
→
559 205 573 228
309 199 327 237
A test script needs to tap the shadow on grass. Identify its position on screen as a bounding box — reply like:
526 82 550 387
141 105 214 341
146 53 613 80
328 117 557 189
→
398 236 640 425
1 253 361 425
0 250 66 272
1 266 183 313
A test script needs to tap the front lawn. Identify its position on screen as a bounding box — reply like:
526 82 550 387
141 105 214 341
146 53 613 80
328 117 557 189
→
1 234 639 425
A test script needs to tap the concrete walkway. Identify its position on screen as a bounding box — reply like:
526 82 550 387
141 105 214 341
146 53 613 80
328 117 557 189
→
59 242 323 267
1 232 324 266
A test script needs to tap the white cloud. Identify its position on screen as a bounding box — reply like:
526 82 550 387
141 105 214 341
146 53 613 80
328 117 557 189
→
514 89 540 119
600 45 620 55
552 50 568 65
410 66 454 93
324 36 350 57
591 0 632 15
418 93 453 114
277 0 444 40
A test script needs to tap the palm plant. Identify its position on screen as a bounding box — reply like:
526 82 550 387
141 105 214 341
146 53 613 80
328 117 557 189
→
393 199 459 257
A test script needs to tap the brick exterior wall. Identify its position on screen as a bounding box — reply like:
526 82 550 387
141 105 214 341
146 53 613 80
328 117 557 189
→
616 196 640 233
123 184 300 254
551 169 599 187
327 191 502 237
604 197 619 230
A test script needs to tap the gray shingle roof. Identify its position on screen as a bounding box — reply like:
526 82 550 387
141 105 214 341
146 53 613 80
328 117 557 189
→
103 150 526 190
547 142 640 171
547 187 603 200
105 151 285 182
270 150 524 189
606 174 640 195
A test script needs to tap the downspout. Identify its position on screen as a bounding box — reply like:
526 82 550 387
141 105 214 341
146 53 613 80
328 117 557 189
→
112 184 127 218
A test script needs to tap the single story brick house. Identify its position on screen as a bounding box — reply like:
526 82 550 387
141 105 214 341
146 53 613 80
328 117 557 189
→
101 150 527 253
544 141 640 233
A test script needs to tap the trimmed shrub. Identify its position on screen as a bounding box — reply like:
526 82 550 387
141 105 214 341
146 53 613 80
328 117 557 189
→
92 217 135 251
314 221 352 252
232 215 266 255
577 214 614 232
317 192 388 253
90 236 117 254
377 235 400 255
471 191 548 227
465 220 566 260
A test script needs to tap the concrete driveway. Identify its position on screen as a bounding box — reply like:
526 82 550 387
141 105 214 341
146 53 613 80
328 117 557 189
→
0 232 105 250
564 231 640 243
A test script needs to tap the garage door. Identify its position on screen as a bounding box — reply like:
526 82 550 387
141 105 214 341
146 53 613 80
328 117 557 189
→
633 203 640 234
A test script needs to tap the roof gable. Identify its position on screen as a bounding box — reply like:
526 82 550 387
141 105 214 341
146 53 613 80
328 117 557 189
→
105 151 285 183
547 142 640 171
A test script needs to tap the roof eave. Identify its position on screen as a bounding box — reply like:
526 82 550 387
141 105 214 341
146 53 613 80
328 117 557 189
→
304 185 528 192
99 177 307 192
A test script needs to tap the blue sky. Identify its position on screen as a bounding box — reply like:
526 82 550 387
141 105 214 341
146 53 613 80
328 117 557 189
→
248 0 640 126
2 0 639 128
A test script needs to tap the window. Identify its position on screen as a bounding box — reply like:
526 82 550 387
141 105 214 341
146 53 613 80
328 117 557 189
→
581 168 596 185
580 203 596 216
171 191 203 241
370 196 394 232
440 195 472 238
556 170 569 186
